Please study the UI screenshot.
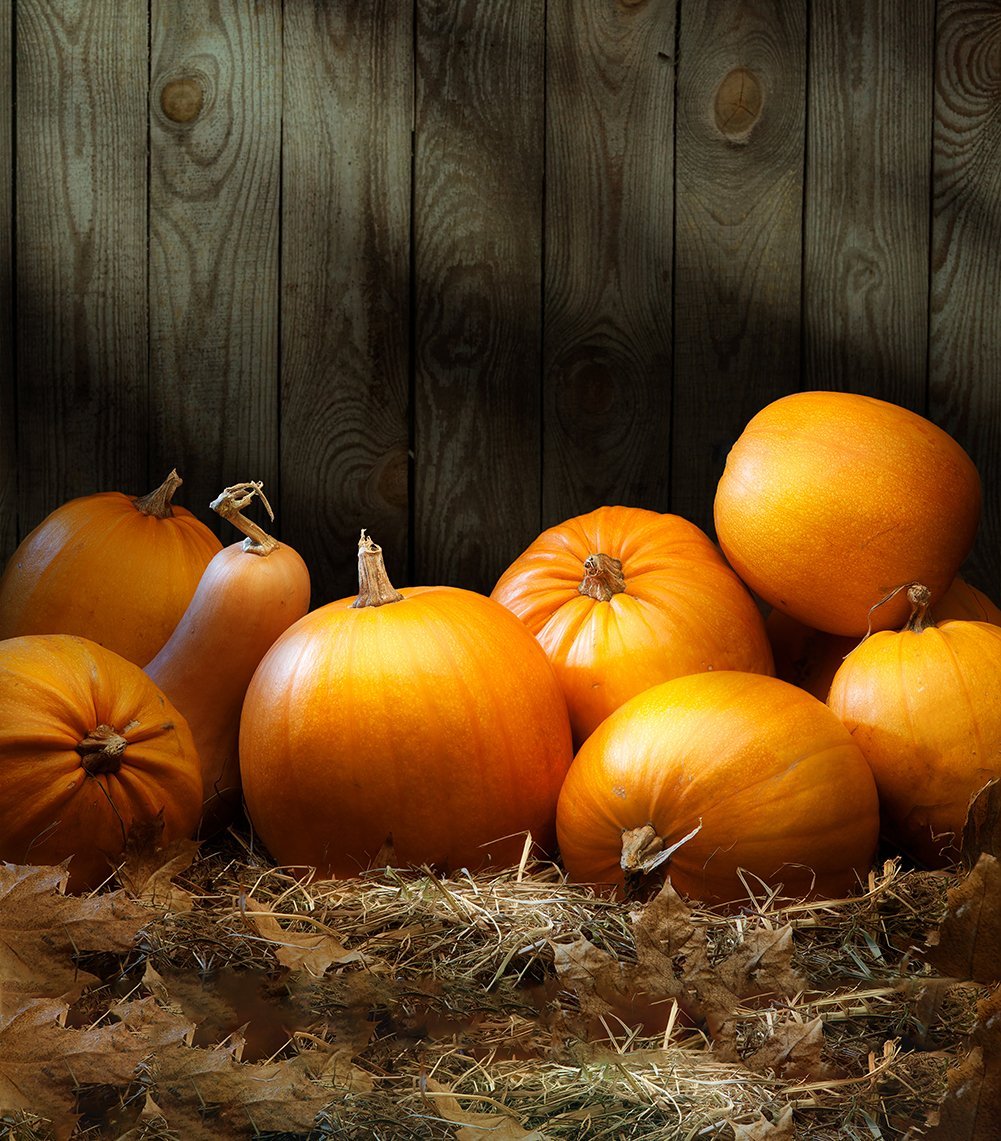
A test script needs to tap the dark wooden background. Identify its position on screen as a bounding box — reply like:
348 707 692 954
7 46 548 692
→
1 0 999 608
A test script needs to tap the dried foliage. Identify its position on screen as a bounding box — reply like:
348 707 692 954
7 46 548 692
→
1 817 998 1140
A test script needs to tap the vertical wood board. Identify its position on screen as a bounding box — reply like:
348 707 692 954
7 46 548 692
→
149 0 281 533
281 0 412 605
804 0 934 410
0 0 13 561
413 0 545 591
542 0 676 528
14 0 148 529
672 0 807 538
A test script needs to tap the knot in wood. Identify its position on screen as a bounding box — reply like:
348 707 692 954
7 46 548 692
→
160 76 205 124
714 68 763 138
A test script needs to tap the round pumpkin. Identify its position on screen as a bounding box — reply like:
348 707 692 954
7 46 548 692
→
0 634 203 891
827 584 1001 867
491 505 774 748
0 470 222 665
239 533 574 878
714 391 981 636
556 671 880 904
769 577 1001 702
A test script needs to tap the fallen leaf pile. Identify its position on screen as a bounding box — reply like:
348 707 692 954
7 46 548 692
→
0 784 998 1139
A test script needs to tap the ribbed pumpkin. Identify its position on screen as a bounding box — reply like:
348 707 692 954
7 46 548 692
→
714 392 981 636
145 482 311 836
827 584 1001 867
0 470 222 664
0 634 202 891
769 577 1001 702
239 533 574 878
490 505 774 748
556 671 880 904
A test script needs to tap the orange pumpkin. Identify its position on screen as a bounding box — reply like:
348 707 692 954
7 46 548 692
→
0 470 222 664
769 577 1001 702
490 505 774 748
239 532 574 878
0 634 202 891
556 671 880 904
145 482 311 835
714 391 981 636
827 584 1001 867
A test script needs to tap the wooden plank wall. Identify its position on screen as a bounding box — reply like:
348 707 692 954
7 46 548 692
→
2 0 1000 607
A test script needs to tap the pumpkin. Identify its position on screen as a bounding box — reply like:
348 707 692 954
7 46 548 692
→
769 577 1001 702
490 505 774 748
827 583 1001 867
556 671 880 904
145 482 311 836
714 391 981 636
0 634 202 891
238 532 574 878
0 470 222 664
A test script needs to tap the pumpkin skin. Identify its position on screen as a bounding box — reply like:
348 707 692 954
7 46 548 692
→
827 587 1001 867
0 634 203 891
769 577 1001 702
239 535 574 878
714 391 981 636
556 671 880 904
0 471 222 665
491 505 774 748
145 483 311 836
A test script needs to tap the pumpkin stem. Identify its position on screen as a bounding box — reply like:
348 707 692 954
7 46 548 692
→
352 530 404 608
210 481 280 556
579 553 627 602
134 469 183 518
77 724 128 775
905 583 935 633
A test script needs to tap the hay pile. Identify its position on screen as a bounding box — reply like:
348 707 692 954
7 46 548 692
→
2 783 999 1139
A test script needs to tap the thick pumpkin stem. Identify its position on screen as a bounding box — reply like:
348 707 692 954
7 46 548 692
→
579 553 627 602
134 469 183 518
905 583 935 633
352 530 404 608
210 481 280 556
621 824 667 875
77 724 128 775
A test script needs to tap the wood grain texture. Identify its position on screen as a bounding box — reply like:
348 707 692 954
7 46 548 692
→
0 0 13 562
14 0 148 529
929 0 1001 597
149 0 281 534
281 1 412 606
804 0 934 409
672 0 806 537
414 0 545 592
543 0 676 527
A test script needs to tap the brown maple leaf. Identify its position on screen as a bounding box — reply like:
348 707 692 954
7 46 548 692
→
716 925 808 1002
239 896 366 974
742 1014 841 1082
114 813 200 913
0 863 150 1016
926 854 1001 984
962 780 1001 867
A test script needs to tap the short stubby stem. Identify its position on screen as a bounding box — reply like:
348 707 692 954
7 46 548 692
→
579 553 627 602
905 583 934 633
352 530 404 608
134 469 183 518
77 724 128 775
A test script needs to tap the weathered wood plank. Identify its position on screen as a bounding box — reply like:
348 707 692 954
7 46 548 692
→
0 0 14 562
929 0 1001 597
413 0 545 592
14 0 147 528
543 0 676 527
149 0 281 533
281 0 412 605
672 0 807 538
804 0 934 411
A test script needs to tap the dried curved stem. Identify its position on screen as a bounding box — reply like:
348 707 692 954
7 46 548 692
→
134 469 183 518
352 530 404 608
77 724 128 775
210 481 280 556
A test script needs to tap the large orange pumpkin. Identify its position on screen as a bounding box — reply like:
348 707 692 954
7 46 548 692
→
714 391 981 636
556 671 880 904
239 533 574 878
490 505 773 748
827 584 1001 867
0 634 203 891
769 576 1001 702
0 470 222 664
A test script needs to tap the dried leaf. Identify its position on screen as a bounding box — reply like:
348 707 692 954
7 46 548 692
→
423 1077 548 1139
962 780 1001 867
742 1015 840 1082
926 854 1001 983
732 1105 796 1138
0 863 150 1015
115 813 200 913
716 925 808 1001
241 895 366 973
